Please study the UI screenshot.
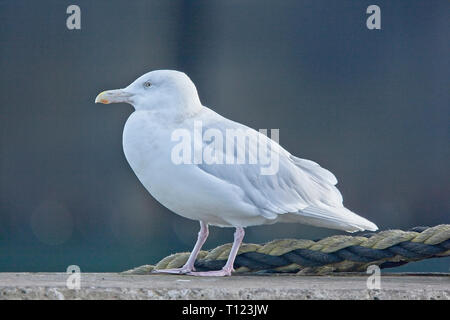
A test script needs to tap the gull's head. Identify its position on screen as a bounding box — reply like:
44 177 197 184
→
95 70 202 114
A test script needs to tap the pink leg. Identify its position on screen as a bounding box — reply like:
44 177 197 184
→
152 221 209 274
188 227 245 277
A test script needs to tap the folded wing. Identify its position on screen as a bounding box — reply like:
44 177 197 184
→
196 113 378 232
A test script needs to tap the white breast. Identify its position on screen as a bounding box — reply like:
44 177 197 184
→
122 111 264 227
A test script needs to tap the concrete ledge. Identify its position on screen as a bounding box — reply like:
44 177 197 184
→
0 273 449 300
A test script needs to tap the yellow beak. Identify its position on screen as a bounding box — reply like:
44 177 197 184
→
95 91 110 104
95 89 133 104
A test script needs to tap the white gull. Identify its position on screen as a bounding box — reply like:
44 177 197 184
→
95 70 378 276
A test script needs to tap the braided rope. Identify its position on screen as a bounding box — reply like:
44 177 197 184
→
124 224 450 275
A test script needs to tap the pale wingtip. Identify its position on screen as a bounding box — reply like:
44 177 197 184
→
364 221 379 232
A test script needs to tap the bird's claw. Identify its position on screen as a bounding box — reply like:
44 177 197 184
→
186 268 233 277
151 267 193 275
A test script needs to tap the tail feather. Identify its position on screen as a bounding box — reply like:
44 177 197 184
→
296 206 378 233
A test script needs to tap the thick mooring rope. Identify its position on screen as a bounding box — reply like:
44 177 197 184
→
124 224 450 274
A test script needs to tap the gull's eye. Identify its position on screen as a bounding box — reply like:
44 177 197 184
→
143 81 152 88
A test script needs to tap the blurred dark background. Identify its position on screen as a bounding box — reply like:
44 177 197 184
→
0 0 449 272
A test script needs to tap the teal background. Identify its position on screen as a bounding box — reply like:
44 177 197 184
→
0 0 449 272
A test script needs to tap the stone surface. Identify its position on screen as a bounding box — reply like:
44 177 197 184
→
0 273 449 300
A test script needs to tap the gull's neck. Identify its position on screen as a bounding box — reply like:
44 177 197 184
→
133 101 204 125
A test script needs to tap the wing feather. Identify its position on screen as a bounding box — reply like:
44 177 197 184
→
195 110 377 231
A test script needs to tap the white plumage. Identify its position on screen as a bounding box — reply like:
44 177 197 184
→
95 70 378 276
